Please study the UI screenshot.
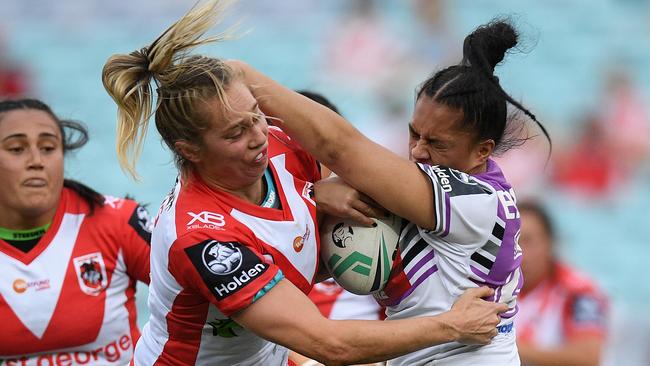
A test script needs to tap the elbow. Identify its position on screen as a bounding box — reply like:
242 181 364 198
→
316 127 361 171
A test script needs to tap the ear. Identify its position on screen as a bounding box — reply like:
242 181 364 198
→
475 139 495 164
174 140 202 163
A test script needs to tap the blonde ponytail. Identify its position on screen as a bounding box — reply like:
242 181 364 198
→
102 0 235 179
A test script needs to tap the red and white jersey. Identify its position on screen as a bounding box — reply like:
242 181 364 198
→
516 262 609 348
0 188 152 365
308 279 384 321
135 128 321 366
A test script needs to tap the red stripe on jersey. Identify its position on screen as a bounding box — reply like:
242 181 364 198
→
156 291 210 366
124 278 142 346
308 283 345 318
261 243 311 294
374 250 411 307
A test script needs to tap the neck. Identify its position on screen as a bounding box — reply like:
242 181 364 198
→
198 172 265 205
0 206 57 231
467 160 488 175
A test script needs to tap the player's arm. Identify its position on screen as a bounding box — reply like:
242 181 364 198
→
122 202 153 284
231 61 437 230
315 175 389 227
233 281 507 366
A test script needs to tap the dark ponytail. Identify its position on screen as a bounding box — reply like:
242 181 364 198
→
417 19 551 155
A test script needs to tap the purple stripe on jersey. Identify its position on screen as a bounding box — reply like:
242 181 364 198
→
397 264 438 304
406 250 435 279
440 194 451 237
470 265 492 283
495 282 504 302
471 159 522 288
500 306 518 319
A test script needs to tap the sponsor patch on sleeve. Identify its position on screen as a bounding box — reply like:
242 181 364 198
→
420 164 492 197
571 294 606 325
184 240 270 300
128 205 153 244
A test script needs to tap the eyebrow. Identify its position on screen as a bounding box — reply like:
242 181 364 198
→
2 132 60 142
223 102 260 134
408 124 449 145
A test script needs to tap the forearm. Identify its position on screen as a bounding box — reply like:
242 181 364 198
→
234 61 360 169
312 315 457 365
235 280 458 366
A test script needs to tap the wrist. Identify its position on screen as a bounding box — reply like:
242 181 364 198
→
434 311 461 343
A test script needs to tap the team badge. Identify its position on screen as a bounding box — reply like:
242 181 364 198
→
129 205 154 243
73 252 108 295
202 241 243 275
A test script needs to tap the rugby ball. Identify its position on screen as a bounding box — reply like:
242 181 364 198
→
320 214 403 295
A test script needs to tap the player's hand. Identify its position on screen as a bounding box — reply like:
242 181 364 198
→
315 176 388 227
447 287 509 345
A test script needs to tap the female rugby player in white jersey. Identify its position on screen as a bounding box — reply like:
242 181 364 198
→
231 20 552 366
101 2 507 365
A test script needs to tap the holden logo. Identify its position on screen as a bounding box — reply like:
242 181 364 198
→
332 223 354 248
203 241 243 275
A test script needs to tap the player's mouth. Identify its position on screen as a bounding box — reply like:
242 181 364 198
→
252 146 268 164
23 178 48 187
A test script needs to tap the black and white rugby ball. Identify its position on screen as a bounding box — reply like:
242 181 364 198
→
320 214 402 295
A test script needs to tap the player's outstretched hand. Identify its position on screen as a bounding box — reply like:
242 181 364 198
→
447 287 509 345
315 176 389 227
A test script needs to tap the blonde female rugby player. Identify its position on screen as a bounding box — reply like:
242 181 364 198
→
101 2 507 365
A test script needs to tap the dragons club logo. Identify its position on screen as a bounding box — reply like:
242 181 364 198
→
73 252 108 295
202 241 243 275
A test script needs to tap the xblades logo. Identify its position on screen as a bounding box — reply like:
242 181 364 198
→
187 211 226 230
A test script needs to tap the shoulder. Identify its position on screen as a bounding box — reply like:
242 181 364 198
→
173 185 233 237
268 126 314 161
553 264 609 330
268 126 320 179
64 186 142 219
417 164 494 197
555 263 606 296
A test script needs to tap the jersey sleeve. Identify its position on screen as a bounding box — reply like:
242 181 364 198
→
417 163 498 246
168 233 284 317
563 289 609 340
119 199 152 284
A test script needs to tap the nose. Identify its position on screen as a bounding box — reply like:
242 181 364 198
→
27 146 45 169
410 139 430 162
249 119 268 149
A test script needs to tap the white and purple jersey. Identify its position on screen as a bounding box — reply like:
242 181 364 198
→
374 159 522 365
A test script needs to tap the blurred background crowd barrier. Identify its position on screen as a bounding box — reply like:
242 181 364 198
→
1 0 648 364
